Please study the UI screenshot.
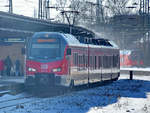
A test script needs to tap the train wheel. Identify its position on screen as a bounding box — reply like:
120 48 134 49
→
113 77 119 81
86 82 90 88
69 80 74 89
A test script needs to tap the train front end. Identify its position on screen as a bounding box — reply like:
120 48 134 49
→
25 32 70 87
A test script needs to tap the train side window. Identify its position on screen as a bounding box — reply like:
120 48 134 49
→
90 56 92 69
107 56 109 68
73 53 78 66
103 56 105 68
113 55 115 67
106 56 108 68
79 55 81 66
93 56 94 69
95 56 97 69
113 55 118 67
101 56 103 68
86 56 88 67
108 56 110 68
73 53 75 65
111 56 113 68
98 56 100 69
66 48 71 55
99 56 103 68
83 54 85 67
116 55 119 67
75 53 78 66
104 56 107 68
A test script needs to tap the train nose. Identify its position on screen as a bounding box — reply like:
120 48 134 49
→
35 73 55 86
41 64 48 69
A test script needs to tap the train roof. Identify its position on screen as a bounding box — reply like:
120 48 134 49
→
64 33 119 49
32 32 119 49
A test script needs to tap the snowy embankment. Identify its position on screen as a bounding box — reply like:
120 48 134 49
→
1 74 150 113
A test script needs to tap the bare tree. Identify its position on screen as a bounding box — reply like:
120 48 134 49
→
54 0 68 23
105 0 131 16
54 0 87 25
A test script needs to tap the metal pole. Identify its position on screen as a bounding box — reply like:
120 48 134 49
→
38 0 41 18
9 0 13 13
91 3 92 23
47 0 50 19
96 0 101 24
129 71 133 80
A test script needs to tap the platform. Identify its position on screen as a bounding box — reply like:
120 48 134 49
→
0 76 24 96
121 67 150 76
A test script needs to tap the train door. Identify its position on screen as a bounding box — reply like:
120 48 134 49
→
88 47 100 83
71 47 89 86
101 48 111 81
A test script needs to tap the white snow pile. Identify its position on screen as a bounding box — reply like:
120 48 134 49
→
1 75 150 113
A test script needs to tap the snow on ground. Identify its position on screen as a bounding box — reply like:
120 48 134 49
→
1 74 150 113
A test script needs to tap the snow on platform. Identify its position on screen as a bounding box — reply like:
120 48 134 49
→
0 74 150 113
121 67 150 76
121 67 150 72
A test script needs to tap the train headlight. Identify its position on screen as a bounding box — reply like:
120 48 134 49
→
52 68 61 72
28 67 36 72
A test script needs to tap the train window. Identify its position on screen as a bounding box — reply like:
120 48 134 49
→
66 48 71 55
92 56 95 69
73 53 78 66
113 55 115 67
90 56 92 69
109 56 111 68
103 56 106 68
107 56 109 68
81 55 83 65
79 55 83 66
111 56 113 68
83 54 85 67
106 56 108 68
117 55 119 67
104 56 107 68
86 56 88 67
79 55 81 66
113 55 118 67
98 56 100 69
73 53 75 65
94 56 97 69
98 56 103 69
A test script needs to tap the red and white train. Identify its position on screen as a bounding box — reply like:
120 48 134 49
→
25 32 120 88
120 50 144 67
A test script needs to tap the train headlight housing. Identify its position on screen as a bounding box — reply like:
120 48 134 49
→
52 68 61 72
28 67 36 72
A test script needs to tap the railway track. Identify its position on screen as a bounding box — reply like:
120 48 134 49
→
0 95 35 109
0 86 70 110
0 80 114 110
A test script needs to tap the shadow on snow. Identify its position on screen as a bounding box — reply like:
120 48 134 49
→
24 79 150 113
51 79 150 113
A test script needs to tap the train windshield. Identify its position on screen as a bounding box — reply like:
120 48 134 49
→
29 38 61 59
